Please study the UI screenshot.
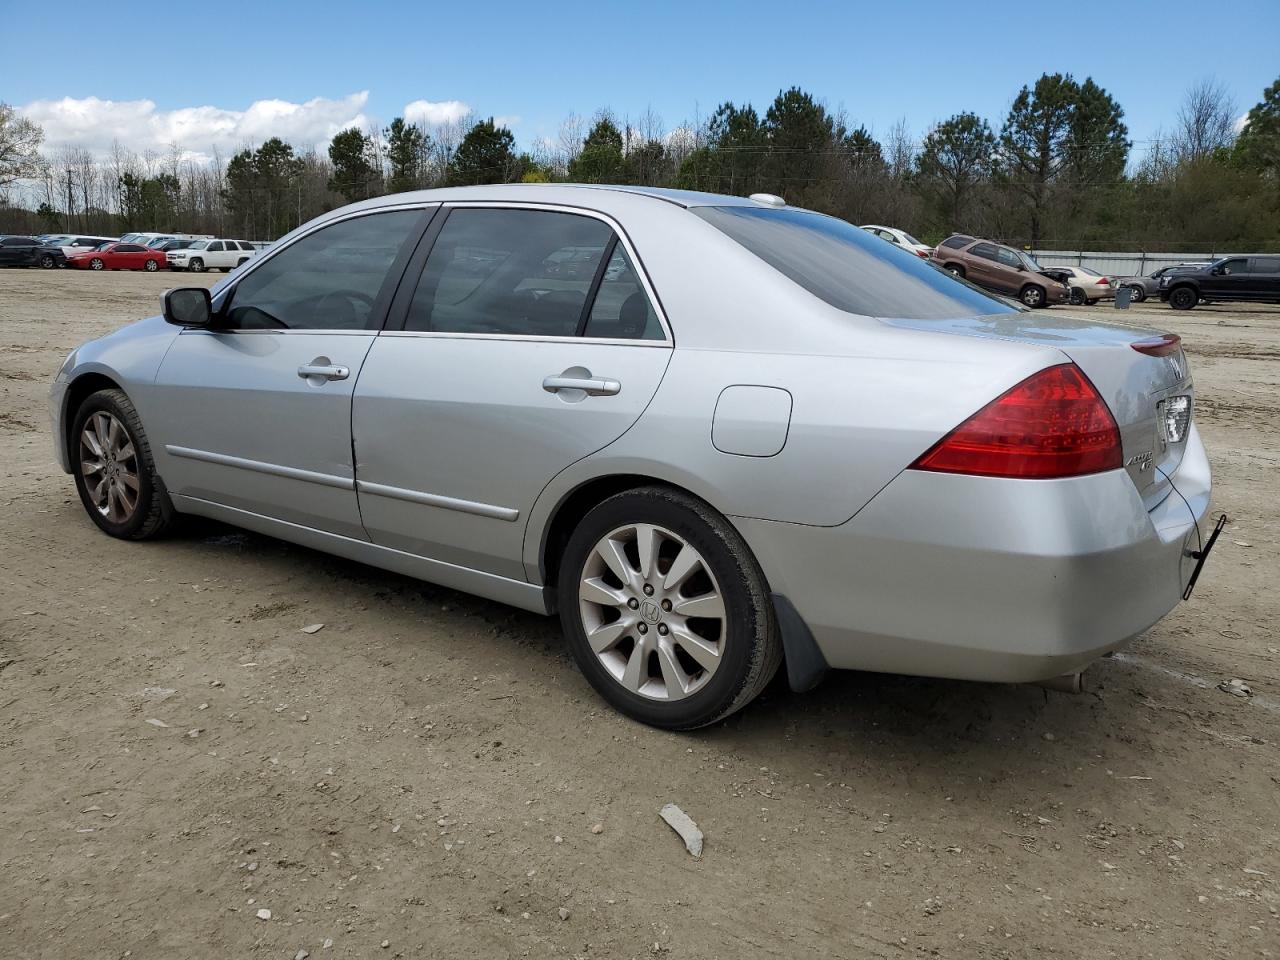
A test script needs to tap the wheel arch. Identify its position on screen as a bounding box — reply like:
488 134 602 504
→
537 473 702 595
62 372 125 466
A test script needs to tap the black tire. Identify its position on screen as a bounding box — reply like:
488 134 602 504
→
1020 283 1047 308
89 257 104 271
1127 284 1146 303
557 486 782 730
236 258 249 268
144 259 158 272
945 263 965 278
189 257 205 273
1169 286 1198 310
39 254 56 269
71 388 176 540
1069 287 1086 306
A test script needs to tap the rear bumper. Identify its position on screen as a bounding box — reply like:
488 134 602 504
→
737 424 1211 684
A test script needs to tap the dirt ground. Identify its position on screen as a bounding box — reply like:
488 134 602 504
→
1 268 1277 960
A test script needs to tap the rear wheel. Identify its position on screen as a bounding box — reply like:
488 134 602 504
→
1020 284 1047 308
189 257 206 273
144 259 158 272
1069 287 1086 305
1127 284 1145 303
558 487 782 730
1169 286 1198 310
945 263 966 278
71 388 175 540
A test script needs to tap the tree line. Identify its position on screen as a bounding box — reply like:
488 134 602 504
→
1 74 1278 251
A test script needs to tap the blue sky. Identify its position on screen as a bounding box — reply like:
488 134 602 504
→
4 0 1278 160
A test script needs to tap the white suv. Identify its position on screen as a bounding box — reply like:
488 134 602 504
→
167 239 257 273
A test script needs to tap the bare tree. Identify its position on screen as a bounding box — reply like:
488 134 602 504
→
0 103 44 188
1173 78 1237 163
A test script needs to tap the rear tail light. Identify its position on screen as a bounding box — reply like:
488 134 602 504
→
910 363 1121 479
1130 334 1181 357
1096 277 1110 285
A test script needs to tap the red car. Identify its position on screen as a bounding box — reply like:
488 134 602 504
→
66 242 167 272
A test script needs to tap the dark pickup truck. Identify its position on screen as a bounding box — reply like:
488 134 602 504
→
1160 255 1280 310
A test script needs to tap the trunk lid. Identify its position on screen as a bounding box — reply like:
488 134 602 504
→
881 312 1193 509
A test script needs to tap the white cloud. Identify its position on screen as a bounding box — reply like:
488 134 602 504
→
18 92 373 162
403 99 471 127
1234 111 1250 134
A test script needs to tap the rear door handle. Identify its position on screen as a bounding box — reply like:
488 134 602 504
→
542 375 621 397
298 363 350 381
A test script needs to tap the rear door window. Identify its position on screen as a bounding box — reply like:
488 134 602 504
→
970 243 999 261
404 208 614 337
692 207 1015 320
583 244 663 340
1250 257 1280 273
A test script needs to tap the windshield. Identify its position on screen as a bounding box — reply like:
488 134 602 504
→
94 242 114 251
187 240 209 250
692 206 1017 320
1017 251 1042 271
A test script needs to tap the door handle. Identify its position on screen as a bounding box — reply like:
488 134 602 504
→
542 375 621 397
298 363 350 381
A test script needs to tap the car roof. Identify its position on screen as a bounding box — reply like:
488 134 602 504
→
340 182 774 214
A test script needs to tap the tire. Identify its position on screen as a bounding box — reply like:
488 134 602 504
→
90 258 104 270
1169 286 1198 310
945 263 965 278
1069 287 1086 306
71 388 176 540
144 259 158 272
236 258 249 268
1020 284 1047 308
189 257 205 273
557 486 782 730
39 254 56 269
1127 284 1146 303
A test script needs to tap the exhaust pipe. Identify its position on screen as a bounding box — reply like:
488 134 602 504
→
1036 671 1085 694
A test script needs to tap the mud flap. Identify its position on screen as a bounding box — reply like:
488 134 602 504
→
771 593 829 693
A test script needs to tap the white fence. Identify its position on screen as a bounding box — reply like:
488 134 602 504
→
1030 250 1239 277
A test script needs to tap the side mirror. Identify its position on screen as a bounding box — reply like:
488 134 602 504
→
163 287 212 327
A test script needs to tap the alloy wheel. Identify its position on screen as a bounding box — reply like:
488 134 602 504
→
578 523 726 702
144 259 158 271
1022 286 1045 307
79 411 139 523
90 258 103 270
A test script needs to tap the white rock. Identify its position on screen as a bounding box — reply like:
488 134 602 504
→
590 823 604 835
659 803 703 858
145 718 169 728
558 907 570 921
301 623 326 635
142 687 176 701
256 908 271 920
295 951 309 960
1219 678 1254 698
322 939 333 949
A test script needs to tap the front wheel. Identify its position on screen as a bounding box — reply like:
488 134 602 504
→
188 258 206 273
71 388 176 540
1127 284 1145 303
1169 287 1198 310
89 258 104 270
558 487 782 730
1069 287 1086 306
1020 284 1047 308
144 259 158 271
39 254 56 269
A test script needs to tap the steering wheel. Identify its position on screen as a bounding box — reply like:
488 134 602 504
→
315 289 377 327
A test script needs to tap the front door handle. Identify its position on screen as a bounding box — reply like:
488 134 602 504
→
542 375 621 397
298 362 350 382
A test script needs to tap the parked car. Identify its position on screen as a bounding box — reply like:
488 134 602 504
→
155 239 200 253
51 185 1213 730
40 234 119 260
167 239 257 273
1159 255 1280 309
860 224 931 258
1114 263 1211 303
930 235 1069 307
65 242 167 272
1048 266 1117 305
119 232 213 245
0 235 68 269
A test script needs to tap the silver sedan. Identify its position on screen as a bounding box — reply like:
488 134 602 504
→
50 185 1213 729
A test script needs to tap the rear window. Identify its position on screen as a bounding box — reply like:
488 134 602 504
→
693 207 1015 320
940 235 972 250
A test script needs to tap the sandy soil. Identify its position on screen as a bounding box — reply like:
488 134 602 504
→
1 268 1277 960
